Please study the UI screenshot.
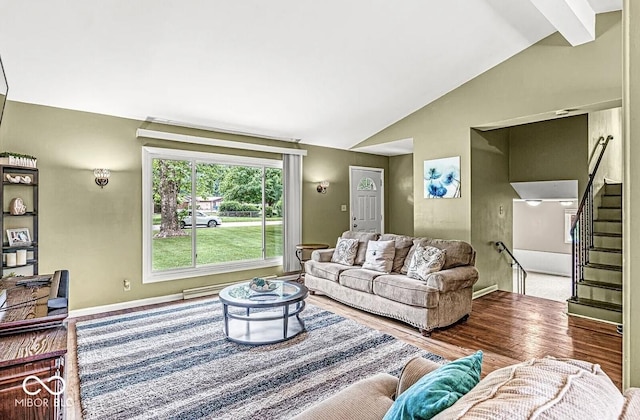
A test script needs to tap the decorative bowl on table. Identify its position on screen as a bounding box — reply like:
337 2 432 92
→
249 277 278 293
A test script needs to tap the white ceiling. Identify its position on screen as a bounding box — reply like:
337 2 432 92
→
0 0 621 154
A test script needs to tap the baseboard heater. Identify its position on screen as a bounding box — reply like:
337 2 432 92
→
182 275 282 300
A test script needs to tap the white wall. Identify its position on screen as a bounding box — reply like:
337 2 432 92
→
513 200 577 276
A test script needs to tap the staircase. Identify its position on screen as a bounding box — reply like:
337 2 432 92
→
567 182 622 324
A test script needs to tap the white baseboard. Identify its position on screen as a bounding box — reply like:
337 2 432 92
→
473 284 498 299
69 274 301 318
68 293 184 318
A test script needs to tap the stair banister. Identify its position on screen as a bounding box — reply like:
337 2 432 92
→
495 241 528 294
570 135 613 299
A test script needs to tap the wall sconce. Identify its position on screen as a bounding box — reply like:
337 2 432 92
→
317 180 330 194
94 168 111 188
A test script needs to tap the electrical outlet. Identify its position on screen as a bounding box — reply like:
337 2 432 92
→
123 279 131 291
341 204 347 212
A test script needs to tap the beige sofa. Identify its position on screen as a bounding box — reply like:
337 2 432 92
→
304 232 479 336
293 356 640 420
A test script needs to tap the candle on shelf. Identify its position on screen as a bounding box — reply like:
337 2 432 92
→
6 253 16 267
16 249 27 266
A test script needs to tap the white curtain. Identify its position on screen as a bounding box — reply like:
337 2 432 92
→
282 153 303 273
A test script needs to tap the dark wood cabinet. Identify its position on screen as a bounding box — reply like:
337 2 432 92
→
0 327 67 419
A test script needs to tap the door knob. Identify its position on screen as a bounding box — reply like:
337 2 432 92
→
353 224 358 228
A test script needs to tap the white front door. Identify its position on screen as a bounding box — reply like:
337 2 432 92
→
350 167 384 233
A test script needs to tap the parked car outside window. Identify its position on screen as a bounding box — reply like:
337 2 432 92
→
180 210 222 228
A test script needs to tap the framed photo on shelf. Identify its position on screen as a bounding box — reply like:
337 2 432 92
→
7 228 31 247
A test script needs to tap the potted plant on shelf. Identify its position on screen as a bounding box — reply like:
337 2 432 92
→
0 152 37 168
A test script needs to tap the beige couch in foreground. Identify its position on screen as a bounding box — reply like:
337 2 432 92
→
293 356 640 420
304 232 479 336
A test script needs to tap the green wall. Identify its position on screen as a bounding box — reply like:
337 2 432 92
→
0 101 387 310
301 144 388 246
509 115 589 195
355 12 621 245
388 154 413 235
470 128 516 292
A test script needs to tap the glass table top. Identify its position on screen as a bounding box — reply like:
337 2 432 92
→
219 281 308 307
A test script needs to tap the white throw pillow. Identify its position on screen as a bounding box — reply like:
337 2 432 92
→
362 240 396 273
407 245 446 281
331 237 359 265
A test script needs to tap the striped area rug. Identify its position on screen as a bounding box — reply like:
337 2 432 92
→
76 298 445 420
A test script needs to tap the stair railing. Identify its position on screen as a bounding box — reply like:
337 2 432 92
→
570 135 614 299
495 241 528 294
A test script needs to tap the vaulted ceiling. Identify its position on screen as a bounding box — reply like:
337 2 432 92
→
0 0 622 153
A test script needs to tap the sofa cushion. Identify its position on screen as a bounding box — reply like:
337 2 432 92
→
362 240 396 273
384 351 483 420
340 268 386 294
407 245 446 281
331 237 359 265
373 274 439 308
434 357 626 419
422 238 475 270
305 260 353 282
380 234 414 273
341 231 380 265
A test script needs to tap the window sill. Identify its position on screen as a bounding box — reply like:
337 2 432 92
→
143 257 283 284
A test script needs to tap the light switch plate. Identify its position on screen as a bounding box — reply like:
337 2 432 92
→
341 204 347 212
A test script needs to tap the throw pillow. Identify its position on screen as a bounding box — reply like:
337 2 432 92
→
380 234 414 272
407 245 446 281
401 239 427 274
383 351 483 420
330 237 359 265
362 240 396 273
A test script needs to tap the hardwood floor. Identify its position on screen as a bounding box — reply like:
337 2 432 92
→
308 290 622 389
64 289 623 419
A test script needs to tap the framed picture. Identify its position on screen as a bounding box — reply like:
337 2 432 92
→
424 156 461 198
7 228 31 247
564 210 577 243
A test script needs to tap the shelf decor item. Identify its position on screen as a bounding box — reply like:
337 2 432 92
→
0 152 37 168
7 228 31 247
9 197 26 215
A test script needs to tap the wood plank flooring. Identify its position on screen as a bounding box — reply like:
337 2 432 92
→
308 290 622 389
64 289 623 419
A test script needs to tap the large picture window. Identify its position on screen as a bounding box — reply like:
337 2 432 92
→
143 147 283 283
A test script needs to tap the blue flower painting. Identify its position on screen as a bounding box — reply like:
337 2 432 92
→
424 156 461 199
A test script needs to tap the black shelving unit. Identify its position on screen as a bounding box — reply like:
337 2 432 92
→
1 165 38 275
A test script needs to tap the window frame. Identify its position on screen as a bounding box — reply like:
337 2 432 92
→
142 146 283 284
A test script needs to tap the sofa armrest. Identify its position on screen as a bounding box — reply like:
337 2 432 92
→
292 373 397 420
396 356 443 397
311 248 335 262
424 266 479 293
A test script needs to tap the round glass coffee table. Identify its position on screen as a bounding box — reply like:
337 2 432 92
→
219 281 308 345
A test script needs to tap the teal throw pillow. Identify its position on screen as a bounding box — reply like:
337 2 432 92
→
383 350 483 420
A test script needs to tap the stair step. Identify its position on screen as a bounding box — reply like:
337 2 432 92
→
583 263 622 285
597 208 622 221
567 298 622 324
593 220 622 234
593 233 622 250
605 183 622 195
589 248 623 267
601 195 622 208
577 281 622 304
